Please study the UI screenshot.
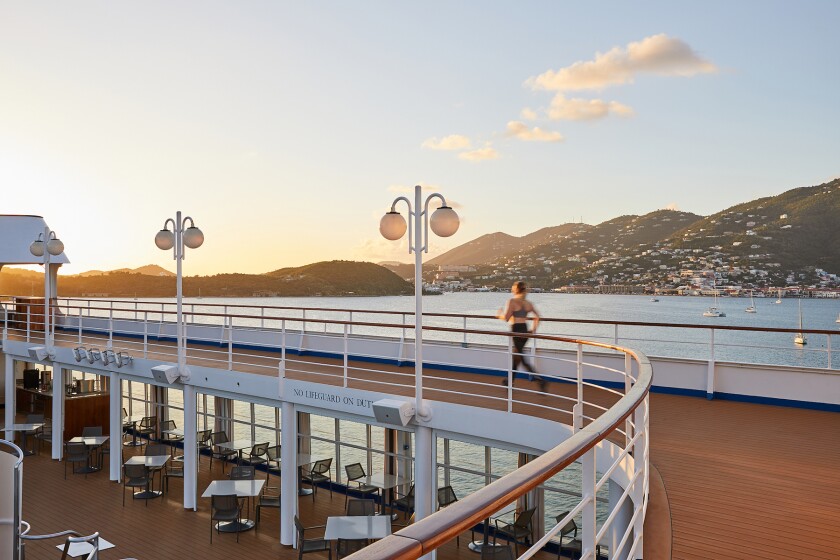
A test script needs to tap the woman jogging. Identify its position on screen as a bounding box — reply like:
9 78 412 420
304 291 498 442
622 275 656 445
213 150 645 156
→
497 281 545 390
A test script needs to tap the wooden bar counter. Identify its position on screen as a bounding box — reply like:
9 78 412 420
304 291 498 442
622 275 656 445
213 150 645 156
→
17 386 110 440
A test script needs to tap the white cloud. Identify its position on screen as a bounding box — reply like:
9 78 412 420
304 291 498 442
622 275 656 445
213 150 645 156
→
520 107 538 121
458 147 499 162
527 33 717 92
506 121 564 142
547 95 635 121
421 134 472 151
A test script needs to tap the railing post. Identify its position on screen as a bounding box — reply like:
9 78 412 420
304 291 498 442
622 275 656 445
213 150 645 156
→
632 397 649 559
506 336 513 412
343 323 349 388
462 316 468 347
574 343 584 432
302 309 306 333
143 311 148 358
625 353 633 449
77 307 82 345
706 329 715 399
581 447 597 560
348 311 353 335
261 307 265 329
26 305 30 342
108 307 114 348
828 334 832 370
227 317 233 370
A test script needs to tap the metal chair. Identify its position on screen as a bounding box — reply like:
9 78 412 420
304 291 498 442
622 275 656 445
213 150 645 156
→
210 494 243 543
437 485 460 545
392 484 415 518
230 465 256 480
344 462 379 507
34 422 52 455
294 515 331 560
144 444 169 493
301 458 333 501
81 426 102 437
197 429 213 466
255 485 280 529
346 498 377 516
210 431 237 473
555 512 582 560
137 415 157 448
160 419 184 457
492 507 536 557
266 444 281 479
122 464 151 507
164 460 184 494
63 442 91 479
241 441 269 469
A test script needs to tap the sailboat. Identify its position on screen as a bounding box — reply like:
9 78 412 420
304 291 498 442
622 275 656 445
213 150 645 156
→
774 288 782 304
703 288 726 317
794 298 807 345
745 291 757 313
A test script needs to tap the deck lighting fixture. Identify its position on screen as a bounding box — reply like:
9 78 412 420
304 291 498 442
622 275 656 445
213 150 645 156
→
85 348 102 364
102 349 116 366
379 185 459 421
27 346 53 361
116 351 132 368
73 347 87 362
30 228 65 357
154 211 202 383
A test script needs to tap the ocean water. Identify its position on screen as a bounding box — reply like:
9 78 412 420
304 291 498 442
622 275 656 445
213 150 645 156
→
116 293 840 538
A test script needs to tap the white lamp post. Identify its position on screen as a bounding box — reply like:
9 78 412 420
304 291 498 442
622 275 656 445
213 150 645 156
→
29 228 64 353
380 185 459 418
380 185 458 533
154 210 203 510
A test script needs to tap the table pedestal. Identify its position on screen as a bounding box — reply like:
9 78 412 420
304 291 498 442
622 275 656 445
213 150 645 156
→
215 519 255 532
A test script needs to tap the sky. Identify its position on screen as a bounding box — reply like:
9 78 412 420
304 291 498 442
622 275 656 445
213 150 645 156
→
1 1 838 275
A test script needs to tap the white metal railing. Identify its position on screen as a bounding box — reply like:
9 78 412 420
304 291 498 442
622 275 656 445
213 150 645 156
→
3 297 652 559
0 296 834 371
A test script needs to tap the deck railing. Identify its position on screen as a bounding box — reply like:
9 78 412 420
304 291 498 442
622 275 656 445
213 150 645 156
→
2 297 654 558
2 296 835 371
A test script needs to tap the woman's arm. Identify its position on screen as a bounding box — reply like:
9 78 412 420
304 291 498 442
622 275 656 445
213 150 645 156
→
497 300 513 322
529 303 541 333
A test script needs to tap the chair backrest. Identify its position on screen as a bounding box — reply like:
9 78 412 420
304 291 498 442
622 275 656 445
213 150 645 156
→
481 544 514 560
211 494 239 514
162 419 176 431
25 414 45 424
437 485 458 508
347 498 376 516
198 429 212 445
556 512 578 538
145 444 169 457
140 416 156 429
230 466 256 480
406 484 415 498
514 507 537 530
251 442 269 456
211 431 229 445
124 463 148 481
122 407 128 417
266 445 280 461
312 458 332 474
345 462 366 482
81 426 103 437
293 514 304 535
64 442 87 459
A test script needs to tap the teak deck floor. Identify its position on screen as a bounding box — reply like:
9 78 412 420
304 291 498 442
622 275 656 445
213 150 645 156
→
9 329 840 559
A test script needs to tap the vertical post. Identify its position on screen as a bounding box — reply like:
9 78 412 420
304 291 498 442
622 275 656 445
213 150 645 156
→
109 372 122 481
343 323 349 387
625 353 633 450
632 398 648 559
348 311 353 335
280 401 297 546
828 334 832 370
108 307 113 348
574 343 583 432
175 210 185 380
462 316 468 347
51 366 64 460
183 384 198 510
143 311 148 358
4 354 14 443
706 329 715 399
77 307 82 345
227 318 233 370
414 185 424 415
414 425 434 524
42 227 51 351
581 448 597 560
506 336 513 412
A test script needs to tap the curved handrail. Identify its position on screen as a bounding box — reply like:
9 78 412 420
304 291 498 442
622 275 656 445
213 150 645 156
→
20 529 101 560
347 346 653 560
